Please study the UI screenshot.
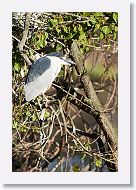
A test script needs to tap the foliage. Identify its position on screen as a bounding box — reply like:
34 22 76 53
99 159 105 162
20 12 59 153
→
13 12 118 56
12 12 118 172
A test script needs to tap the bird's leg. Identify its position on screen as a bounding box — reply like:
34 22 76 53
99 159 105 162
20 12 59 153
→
38 95 49 147
42 93 49 108
37 98 43 110
40 108 46 121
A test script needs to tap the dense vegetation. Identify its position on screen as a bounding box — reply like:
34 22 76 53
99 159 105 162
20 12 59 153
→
12 12 118 172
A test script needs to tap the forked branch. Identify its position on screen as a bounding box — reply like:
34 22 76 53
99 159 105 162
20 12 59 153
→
70 41 118 170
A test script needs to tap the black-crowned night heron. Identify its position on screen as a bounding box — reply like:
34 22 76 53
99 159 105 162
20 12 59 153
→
24 52 74 101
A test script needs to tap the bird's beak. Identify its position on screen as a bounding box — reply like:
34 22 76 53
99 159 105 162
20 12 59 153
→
61 57 75 65
65 58 75 65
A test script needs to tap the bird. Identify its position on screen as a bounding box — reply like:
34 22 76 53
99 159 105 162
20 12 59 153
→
24 52 75 101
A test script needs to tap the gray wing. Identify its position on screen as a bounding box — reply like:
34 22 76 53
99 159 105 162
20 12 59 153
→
25 56 51 84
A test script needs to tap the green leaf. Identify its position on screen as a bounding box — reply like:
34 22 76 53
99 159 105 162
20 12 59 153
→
44 110 50 118
13 121 18 129
14 63 21 72
67 32 73 40
39 39 44 48
73 25 77 32
113 13 118 23
44 32 48 39
32 114 37 121
113 32 117 40
56 43 63 52
83 12 89 17
56 26 61 34
63 26 68 33
95 12 103 17
90 16 96 24
20 127 27 133
87 21 91 27
82 37 88 50
51 19 58 26
85 46 90 52
115 26 118 32
73 164 80 172
79 30 86 40
32 126 39 133
93 23 100 32
95 158 102 168
102 26 111 35
26 110 31 116
100 32 104 39
78 24 83 32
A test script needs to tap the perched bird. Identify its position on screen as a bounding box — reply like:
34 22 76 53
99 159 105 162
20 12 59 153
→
24 52 74 101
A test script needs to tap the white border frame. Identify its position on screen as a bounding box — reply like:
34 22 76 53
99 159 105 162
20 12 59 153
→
0 0 130 184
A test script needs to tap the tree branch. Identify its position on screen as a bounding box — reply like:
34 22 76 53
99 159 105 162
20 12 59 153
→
18 12 32 65
70 41 118 170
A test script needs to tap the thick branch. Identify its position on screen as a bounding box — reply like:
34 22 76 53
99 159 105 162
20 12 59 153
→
70 41 118 170
18 12 32 65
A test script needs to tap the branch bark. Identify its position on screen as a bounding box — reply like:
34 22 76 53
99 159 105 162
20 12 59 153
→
70 41 118 170
18 12 32 65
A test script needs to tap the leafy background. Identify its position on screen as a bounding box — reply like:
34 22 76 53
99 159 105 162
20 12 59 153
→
12 12 118 172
